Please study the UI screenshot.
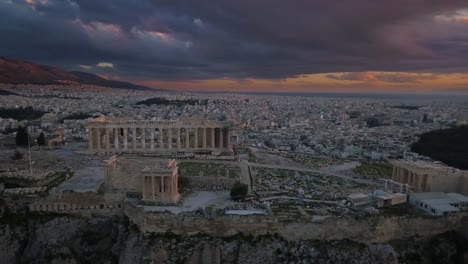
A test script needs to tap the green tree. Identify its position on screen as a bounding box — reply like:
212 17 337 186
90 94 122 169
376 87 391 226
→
230 182 248 201
37 132 46 147
178 176 190 191
15 126 28 146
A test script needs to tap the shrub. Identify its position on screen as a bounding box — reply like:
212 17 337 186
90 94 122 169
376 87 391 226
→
230 182 248 201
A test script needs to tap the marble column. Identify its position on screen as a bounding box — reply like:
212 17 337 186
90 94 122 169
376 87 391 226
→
219 128 224 149
159 128 163 148
142 176 146 199
194 128 199 149
141 128 146 149
150 129 155 150
211 127 215 148
96 128 101 150
105 128 110 150
152 176 155 199
114 128 119 150
416 173 421 192
177 129 181 149
168 128 172 149
88 128 93 149
160 176 164 193
185 128 190 148
123 128 128 149
202 128 207 148
133 128 137 150
226 129 231 149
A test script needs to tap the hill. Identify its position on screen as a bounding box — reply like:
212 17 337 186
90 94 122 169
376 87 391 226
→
69 71 151 91
411 125 468 170
0 57 154 91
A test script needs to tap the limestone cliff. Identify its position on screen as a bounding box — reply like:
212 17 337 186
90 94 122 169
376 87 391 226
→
0 213 467 264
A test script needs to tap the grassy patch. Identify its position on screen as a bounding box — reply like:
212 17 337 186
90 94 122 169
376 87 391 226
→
178 162 240 178
353 161 392 178
282 153 332 168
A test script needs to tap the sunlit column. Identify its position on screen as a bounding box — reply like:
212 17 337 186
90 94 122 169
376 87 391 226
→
202 128 207 148
160 176 164 193
219 128 223 149
211 127 215 148
123 128 128 149
105 128 110 150
177 128 181 149
227 129 231 149
114 128 119 150
159 128 164 148
142 176 146 200
194 128 198 149
152 176 155 199
96 128 101 150
168 128 172 149
88 128 93 150
150 129 154 150
132 127 137 150
141 128 146 149
185 128 190 148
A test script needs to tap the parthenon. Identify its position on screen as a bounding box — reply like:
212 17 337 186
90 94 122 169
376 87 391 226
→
87 116 233 153
390 160 468 195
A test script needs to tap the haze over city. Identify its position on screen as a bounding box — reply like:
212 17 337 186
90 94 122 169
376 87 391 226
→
2 0 468 92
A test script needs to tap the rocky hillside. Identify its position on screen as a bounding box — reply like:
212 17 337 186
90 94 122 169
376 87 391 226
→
0 57 153 91
0 212 467 264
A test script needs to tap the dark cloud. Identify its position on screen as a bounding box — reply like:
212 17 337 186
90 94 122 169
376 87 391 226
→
1 0 468 83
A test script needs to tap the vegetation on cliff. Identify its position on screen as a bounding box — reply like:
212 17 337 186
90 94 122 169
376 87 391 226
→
352 162 393 178
136 97 208 106
411 125 468 170
0 106 46 121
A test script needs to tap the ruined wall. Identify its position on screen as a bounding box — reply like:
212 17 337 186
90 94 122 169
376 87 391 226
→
29 202 123 215
125 206 467 243
60 192 106 204
29 192 123 215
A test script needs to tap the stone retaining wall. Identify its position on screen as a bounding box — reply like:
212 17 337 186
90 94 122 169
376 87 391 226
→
29 202 123 213
125 205 467 243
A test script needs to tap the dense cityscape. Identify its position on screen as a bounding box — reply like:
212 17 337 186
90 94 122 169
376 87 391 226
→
1 83 468 263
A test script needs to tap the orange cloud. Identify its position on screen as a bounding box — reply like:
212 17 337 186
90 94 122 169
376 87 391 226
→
136 71 468 93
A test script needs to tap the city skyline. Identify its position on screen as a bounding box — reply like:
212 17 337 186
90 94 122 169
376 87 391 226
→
2 0 468 92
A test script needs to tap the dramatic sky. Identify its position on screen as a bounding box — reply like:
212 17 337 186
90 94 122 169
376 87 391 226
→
2 0 468 92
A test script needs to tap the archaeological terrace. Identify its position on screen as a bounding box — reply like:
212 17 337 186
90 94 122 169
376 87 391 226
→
87 116 233 153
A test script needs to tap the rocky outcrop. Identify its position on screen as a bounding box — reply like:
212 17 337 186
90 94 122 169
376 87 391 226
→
0 213 467 263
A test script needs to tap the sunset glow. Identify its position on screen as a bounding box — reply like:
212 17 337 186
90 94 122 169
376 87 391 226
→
2 0 468 92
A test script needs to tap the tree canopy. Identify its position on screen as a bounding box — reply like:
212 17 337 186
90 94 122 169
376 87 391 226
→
411 125 468 170
37 132 46 147
230 182 248 201
15 126 29 146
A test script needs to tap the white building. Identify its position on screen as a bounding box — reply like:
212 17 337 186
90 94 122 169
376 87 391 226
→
409 192 468 216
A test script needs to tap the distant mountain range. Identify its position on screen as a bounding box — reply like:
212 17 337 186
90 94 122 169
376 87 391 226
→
0 57 154 91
